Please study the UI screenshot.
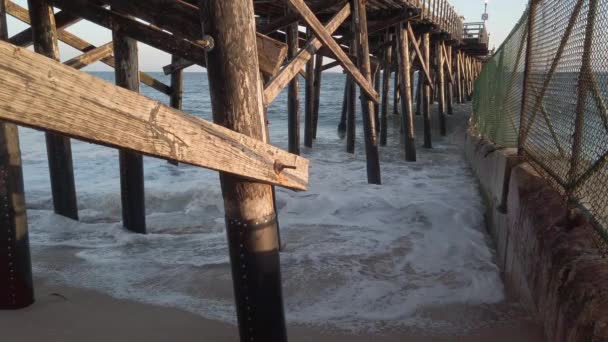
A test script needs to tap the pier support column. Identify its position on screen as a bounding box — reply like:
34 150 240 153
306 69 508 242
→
436 39 446 136
28 0 78 220
200 1 287 340
0 3 33 309
354 0 381 184
380 29 392 147
113 16 146 234
346 26 357 154
312 54 323 140
392 65 400 116
168 54 184 166
287 20 300 155
398 23 416 161
338 76 348 139
422 31 432 148
304 30 315 148
446 44 454 115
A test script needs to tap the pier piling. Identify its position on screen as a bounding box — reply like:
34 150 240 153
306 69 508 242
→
113 16 146 234
0 2 33 309
201 0 288 340
28 0 78 220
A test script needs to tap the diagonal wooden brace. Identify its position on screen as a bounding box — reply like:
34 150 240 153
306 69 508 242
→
285 0 380 104
264 3 351 106
407 23 434 90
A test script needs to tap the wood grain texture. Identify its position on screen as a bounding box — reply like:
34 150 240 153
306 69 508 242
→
286 0 380 103
0 41 309 190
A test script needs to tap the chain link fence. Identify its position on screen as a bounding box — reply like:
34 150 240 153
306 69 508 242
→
472 0 608 247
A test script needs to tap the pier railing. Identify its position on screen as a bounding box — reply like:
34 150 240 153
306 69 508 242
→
472 0 608 248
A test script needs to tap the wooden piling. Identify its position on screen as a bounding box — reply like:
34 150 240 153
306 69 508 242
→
354 0 381 184
28 0 78 220
338 76 348 139
422 31 432 148
287 20 300 155
113 16 146 234
436 39 446 136
446 44 454 115
373 61 381 134
398 23 416 161
415 69 422 115
201 0 287 340
392 65 400 116
380 30 392 147
346 24 357 154
168 54 184 166
304 29 315 148
0 1 33 309
312 53 323 140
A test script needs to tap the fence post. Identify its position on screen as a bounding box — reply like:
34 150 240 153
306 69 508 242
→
517 0 540 155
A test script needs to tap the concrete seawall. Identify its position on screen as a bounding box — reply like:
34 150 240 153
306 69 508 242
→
465 130 608 342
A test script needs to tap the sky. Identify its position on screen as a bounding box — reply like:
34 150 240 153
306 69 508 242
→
6 0 528 72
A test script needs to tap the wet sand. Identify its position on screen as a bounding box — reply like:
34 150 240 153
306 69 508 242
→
0 276 544 341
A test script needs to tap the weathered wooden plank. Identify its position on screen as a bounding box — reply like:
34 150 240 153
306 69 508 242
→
0 41 309 191
5 0 171 95
263 3 350 106
63 41 113 69
286 0 380 103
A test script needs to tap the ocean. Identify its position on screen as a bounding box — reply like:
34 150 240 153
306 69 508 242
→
20 71 507 332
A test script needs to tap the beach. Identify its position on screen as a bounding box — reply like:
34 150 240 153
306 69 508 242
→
1 73 544 341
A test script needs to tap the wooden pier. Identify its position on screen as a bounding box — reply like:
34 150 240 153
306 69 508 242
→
0 0 486 340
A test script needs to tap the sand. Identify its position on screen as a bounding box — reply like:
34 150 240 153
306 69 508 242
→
0 275 545 341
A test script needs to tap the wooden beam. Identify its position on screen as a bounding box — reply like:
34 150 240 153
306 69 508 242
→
105 0 287 77
161 32 287 77
397 22 416 161
50 0 212 67
258 0 346 34
6 0 171 95
63 41 113 69
0 41 309 191
321 59 340 71
263 3 350 106
10 7 83 47
286 0 380 103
